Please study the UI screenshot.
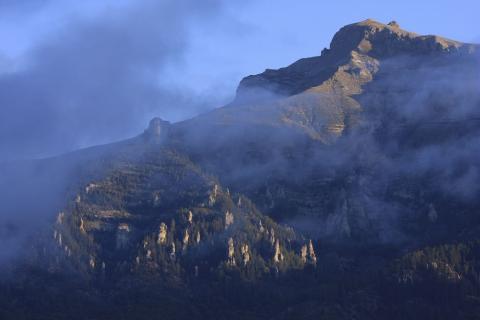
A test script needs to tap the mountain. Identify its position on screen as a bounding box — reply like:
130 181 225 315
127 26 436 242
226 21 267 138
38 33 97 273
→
1 19 480 320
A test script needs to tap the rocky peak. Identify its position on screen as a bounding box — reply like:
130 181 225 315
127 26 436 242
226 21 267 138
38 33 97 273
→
235 19 475 101
387 21 400 28
327 19 466 58
143 117 170 143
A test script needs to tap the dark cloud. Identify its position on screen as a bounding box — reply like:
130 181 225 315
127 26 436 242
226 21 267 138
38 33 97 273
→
0 0 230 160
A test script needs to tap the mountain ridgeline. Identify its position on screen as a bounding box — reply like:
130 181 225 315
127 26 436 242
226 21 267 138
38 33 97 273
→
1 19 480 319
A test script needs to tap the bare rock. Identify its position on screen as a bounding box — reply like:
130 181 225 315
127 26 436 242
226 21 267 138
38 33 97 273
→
308 240 317 265
273 239 284 263
187 210 193 224
227 237 236 267
241 244 250 266
182 229 189 251
157 222 167 245
143 117 170 143
300 244 307 264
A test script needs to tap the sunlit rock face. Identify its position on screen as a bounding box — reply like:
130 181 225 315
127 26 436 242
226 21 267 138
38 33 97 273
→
157 223 167 245
182 229 189 251
273 239 284 263
181 18 478 174
236 19 475 100
226 237 236 267
307 240 317 265
300 240 317 266
240 243 250 266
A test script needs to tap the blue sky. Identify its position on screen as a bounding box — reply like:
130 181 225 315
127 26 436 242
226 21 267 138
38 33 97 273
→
1 0 478 92
0 0 478 159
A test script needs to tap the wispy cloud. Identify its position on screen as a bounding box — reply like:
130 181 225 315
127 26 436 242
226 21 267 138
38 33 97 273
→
0 0 234 160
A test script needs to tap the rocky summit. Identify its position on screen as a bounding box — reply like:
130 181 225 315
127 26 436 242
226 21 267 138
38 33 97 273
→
236 19 474 99
1 19 480 320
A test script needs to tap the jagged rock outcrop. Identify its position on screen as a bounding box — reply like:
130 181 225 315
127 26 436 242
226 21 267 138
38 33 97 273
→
157 223 167 245
240 244 250 266
300 244 307 263
182 229 189 251
308 240 317 265
187 211 193 224
300 240 317 265
143 117 170 143
273 239 284 263
227 237 236 267
79 217 86 233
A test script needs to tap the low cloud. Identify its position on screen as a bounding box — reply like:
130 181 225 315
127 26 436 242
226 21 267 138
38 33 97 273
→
0 0 233 161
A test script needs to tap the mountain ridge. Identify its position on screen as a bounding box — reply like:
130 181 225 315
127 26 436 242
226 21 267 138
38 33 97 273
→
1 19 480 320
236 19 477 101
